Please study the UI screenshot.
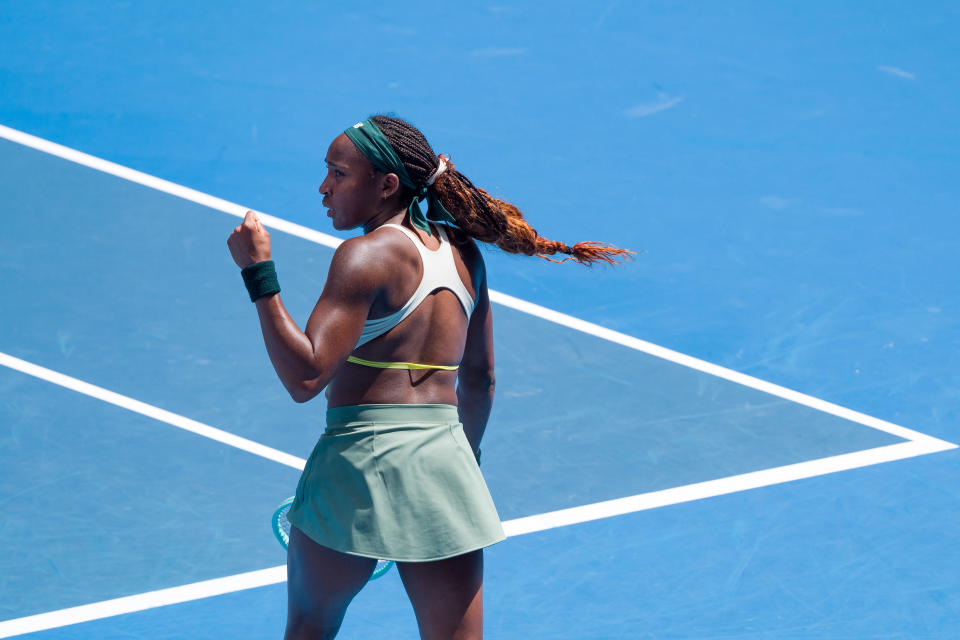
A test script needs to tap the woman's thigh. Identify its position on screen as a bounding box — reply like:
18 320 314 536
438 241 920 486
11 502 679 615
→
397 550 484 640
285 525 377 640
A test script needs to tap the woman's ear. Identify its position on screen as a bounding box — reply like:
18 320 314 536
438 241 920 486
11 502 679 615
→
381 172 400 200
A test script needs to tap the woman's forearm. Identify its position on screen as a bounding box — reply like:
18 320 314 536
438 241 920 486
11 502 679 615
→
457 374 495 454
229 211 325 399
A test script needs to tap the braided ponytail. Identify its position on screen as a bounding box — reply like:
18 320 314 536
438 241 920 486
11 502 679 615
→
370 115 634 266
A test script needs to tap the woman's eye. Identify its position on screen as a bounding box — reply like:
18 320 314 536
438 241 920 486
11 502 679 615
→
335 169 344 177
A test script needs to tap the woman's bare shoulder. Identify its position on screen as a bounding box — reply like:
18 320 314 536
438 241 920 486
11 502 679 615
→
325 231 403 289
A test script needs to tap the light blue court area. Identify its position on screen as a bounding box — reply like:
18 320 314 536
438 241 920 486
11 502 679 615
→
2 131 954 638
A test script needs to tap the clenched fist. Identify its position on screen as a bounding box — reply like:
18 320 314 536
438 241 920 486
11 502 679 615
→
227 210 272 268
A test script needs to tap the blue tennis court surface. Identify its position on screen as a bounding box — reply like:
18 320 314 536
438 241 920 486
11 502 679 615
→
3 2 959 638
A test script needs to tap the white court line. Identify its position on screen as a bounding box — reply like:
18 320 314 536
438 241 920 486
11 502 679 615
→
0 124 343 250
3 123 958 636
0 122 949 447
0 566 287 639
499 438 954 536
2 437 954 638
0 352 306 471
487 290 955 447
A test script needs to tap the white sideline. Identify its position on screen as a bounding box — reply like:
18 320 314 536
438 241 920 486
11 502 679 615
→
0 352 306 470
486 290 955 447
1 437 954 638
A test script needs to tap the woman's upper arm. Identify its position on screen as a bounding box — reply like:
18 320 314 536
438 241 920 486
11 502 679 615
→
301 239 380 389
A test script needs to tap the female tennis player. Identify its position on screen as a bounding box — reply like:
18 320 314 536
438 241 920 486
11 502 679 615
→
227 115 632 639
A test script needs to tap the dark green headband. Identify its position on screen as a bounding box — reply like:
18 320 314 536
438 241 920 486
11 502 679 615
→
343 118 456 234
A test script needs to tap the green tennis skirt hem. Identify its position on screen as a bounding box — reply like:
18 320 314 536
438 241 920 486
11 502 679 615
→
287 404 505 562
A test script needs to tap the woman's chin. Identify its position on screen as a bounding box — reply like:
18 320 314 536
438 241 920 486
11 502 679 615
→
327 210 345 229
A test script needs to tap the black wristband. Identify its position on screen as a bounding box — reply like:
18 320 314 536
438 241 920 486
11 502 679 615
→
241 260 281 302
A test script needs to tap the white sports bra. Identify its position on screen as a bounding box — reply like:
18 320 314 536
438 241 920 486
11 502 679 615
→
354 224 475 349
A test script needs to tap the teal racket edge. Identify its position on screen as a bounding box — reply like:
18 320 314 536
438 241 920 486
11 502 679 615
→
272 496 394 581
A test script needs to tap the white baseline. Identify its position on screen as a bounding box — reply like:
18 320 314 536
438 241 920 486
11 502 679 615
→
0 436 951 638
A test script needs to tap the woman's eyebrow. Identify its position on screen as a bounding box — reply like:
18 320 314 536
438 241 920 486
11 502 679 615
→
325 159 345 169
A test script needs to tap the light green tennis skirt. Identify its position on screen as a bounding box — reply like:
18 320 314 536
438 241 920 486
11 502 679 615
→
287 404 505 562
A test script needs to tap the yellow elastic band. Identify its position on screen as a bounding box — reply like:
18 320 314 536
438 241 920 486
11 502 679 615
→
346 355 459 371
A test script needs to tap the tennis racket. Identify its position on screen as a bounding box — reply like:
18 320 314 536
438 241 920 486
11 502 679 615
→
272 496 394 580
